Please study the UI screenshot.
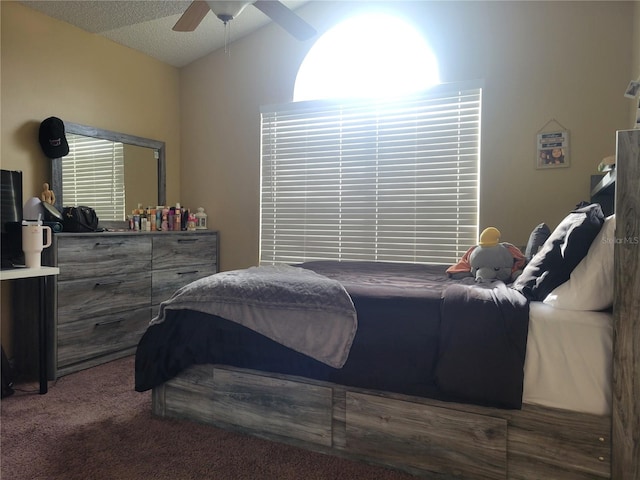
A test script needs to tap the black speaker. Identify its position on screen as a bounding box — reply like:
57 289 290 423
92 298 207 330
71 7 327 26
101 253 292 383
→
1 170 23 268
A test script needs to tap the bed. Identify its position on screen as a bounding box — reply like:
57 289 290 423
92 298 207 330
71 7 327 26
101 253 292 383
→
135 130 639 480
136 261 532 409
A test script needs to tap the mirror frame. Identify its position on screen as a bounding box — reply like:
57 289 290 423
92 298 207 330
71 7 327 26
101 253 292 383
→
51 121 166 225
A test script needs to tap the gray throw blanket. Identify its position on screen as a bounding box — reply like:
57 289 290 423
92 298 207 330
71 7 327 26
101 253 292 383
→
151 265 358 368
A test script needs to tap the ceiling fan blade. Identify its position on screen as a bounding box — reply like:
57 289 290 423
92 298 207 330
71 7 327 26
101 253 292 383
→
173 0 211 32
253 1 316 41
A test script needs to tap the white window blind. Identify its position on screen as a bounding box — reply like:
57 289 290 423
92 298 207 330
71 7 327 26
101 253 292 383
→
260 84 481 265
62 134 125 221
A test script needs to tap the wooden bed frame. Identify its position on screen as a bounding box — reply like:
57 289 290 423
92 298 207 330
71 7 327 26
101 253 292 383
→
151 130 639 480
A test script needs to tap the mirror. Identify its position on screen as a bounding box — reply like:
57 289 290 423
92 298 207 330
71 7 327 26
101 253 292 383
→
51 122 166 226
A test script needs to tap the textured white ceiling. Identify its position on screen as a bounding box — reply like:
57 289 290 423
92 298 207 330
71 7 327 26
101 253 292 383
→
19 1 309 68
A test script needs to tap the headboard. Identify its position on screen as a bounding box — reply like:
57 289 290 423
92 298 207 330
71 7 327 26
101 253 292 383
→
611 129 640 479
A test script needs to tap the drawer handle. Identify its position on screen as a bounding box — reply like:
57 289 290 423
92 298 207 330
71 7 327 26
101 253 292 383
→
177 238 198 243
95 280 124 287
95 318 123 327
94 242 124 248
177 270 199 275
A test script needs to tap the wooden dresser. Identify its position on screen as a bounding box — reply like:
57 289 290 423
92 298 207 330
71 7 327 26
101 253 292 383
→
14 230 218 379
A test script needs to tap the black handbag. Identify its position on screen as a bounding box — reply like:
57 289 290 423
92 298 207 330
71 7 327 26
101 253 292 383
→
62 206 99 232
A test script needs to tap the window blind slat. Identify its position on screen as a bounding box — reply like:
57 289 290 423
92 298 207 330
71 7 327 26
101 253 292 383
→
61 135 126 221
260 86 481 265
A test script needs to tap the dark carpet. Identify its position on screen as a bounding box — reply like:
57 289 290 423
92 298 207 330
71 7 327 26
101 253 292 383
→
1 356 419 479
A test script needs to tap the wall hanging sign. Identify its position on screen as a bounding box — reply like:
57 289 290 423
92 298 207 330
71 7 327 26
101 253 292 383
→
536 119 570 169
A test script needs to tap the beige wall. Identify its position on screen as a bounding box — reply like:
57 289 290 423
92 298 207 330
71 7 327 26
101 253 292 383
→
180 1 634 272
0 2 181 355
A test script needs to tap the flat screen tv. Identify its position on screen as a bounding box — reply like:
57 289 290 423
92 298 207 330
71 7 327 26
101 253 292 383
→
1 169 24 267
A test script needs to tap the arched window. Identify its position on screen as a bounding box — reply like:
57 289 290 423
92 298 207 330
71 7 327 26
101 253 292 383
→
294 13 440 101
260 15 481 266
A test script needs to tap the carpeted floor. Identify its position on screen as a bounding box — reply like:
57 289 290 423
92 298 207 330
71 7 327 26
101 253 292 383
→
1 356 419 479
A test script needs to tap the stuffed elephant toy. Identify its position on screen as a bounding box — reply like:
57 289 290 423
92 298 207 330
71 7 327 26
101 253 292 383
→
469 244 514 282
469 227 517 282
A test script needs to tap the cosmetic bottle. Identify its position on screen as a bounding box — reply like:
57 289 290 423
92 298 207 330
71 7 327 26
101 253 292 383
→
181 207 188 231
167 208 174 231
161 209 169 231
140 208 148 231
149 208 156 231
174 203 181 231
156 206 163 231
187 213 197 231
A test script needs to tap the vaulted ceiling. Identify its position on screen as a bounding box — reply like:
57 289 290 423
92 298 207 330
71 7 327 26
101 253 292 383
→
19 1 309 68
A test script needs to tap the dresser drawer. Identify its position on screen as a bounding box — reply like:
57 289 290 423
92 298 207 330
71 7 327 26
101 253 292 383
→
57 271 151 323
152 234 217 270
56 305 151 369
151 265 218 314
57 235 152 281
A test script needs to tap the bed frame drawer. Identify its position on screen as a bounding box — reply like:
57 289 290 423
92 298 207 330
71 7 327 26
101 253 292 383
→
345 392 508 479
156 365 333 447
507 405 611 479
212 369 333 446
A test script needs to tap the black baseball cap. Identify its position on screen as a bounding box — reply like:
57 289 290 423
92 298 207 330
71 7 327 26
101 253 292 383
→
39 116 69 158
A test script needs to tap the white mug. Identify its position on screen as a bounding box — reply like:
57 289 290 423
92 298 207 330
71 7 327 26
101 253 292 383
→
22 224 52 268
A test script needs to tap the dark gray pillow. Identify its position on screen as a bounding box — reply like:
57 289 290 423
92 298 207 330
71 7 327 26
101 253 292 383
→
513 203 604 301
524 223 551 261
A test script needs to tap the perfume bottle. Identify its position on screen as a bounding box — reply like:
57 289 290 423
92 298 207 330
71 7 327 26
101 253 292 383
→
187 212 197 231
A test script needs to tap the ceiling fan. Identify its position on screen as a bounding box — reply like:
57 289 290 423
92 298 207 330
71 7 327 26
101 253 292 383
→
173 1 316 41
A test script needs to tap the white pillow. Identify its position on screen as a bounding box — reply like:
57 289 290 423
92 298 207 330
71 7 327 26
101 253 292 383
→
543 215 615 311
